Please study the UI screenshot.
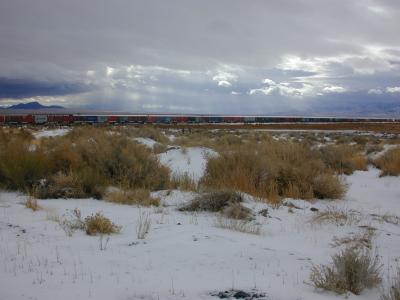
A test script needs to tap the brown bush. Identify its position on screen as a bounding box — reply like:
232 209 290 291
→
105 188 160 206
310 247 382 295
84 212 121 235
180 190 243 212
373 147 400 177
0 127 170 198
0 133 50 191
319 145 368 175
381 268 400 300
202 141 346 202
25 196 41 211
170 173 198 191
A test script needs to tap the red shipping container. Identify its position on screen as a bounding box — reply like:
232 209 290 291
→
107 116 118 123
22 115 34 123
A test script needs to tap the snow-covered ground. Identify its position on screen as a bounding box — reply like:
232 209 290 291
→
0 167 399 300
159 147 218 181
33 128 71 139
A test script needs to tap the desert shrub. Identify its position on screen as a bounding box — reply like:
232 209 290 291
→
84 212 121 236
58 208 86 236
312 206 360 226
381 268 400 300
180 190 243 212
373 147 400 176
312 175 347 199
105 188 160 206
34 171 86 199
202 141 345 202
25 196 41 211
170 172 198 191
365 143 384 155
319 145 367 175
153 142 168 154
179 190 252 220
0 134 50 191
0 127 170 197
222 202 252 220
136 212 151 239
215 218 261 235
310 247 382 295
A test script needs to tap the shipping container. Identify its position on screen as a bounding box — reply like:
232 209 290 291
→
97 116 108 123
107 116 118 123
47 115 73 123
118 116 128 123
34 115 48 124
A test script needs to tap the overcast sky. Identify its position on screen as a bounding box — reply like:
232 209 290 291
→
0 0 399 115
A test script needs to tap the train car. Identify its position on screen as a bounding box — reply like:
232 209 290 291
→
22 115 35 124
97 116 108 123
73 115 98 123
107 116 118 123
223 116 244 123
172 116 188 124
5 115 24 124
47 115 74 124
244 117 256 123
154 116 172 124
128 116 147 123
208 116 223 123
34 115 48 124
117 116 128 123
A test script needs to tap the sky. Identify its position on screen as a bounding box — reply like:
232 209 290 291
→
0 0 399 116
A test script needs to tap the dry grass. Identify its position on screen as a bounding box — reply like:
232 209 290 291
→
179 190 252 220
214 217 261 235
0 127 170 198
180 190 241 211
84 212 121 236
373 147 400 176
381 268 400 300
25 196 41 211
136 212 151 239
330 229 375 250
202 141 346 203
310 247 382 295
104 188 160 206
312 206 360 226
170 172 198 192
319 145 368 175
222 202 252 220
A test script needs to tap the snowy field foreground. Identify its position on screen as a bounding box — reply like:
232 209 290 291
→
0 168 399 300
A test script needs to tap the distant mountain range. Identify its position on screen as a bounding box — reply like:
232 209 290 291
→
7 101 64 110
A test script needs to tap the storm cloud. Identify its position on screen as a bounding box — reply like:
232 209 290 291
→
0 0 399 115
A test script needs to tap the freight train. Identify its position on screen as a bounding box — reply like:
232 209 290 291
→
0 113 399 125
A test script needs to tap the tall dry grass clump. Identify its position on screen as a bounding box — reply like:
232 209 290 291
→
202 141 346 203
179 190 252 220
0 129 49 191
310 247 382 295
84 212 121 235
373 147 400 177
319 145 368 175
105 188 160 206
0 127 170 198
381 268 400 300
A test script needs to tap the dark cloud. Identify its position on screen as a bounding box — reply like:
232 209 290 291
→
0 0 399 114
0 78 93 99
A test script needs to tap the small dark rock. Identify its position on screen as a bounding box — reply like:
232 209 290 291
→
258 209 269 217
233 291 251 299
310 207 319 212
177 222 182 225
